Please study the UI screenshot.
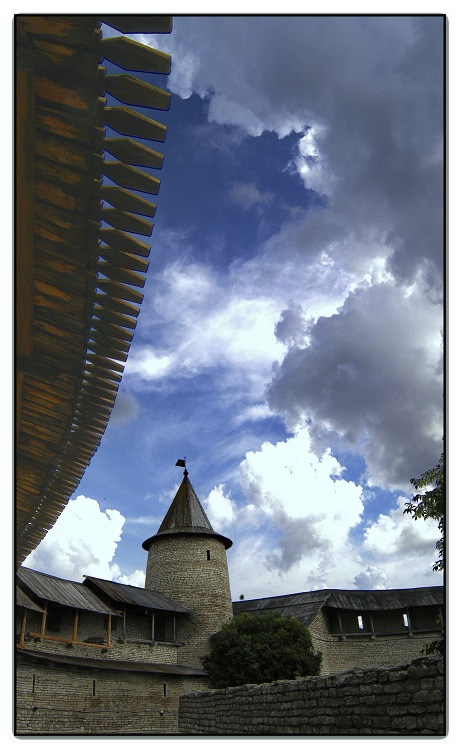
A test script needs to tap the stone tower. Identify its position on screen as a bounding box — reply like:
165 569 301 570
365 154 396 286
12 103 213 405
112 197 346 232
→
142 465 233 666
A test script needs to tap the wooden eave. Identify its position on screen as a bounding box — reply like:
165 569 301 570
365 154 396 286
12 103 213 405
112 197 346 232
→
15 15 172 566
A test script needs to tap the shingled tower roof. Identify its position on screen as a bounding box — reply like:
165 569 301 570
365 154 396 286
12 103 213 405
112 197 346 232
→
142 468 233 550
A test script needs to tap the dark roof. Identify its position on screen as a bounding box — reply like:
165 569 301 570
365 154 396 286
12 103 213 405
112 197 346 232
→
84 576 191 614
17 567 191 616
17 648 206 677
17 567 121 615
142 470 232 550
16 585 46 613
233 586 444 625
234 591 330 626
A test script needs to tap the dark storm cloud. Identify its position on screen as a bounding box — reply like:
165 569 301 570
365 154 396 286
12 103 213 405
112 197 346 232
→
268 282 443 490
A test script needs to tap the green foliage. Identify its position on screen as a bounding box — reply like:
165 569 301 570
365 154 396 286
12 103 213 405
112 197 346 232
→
202 612 322 689
421 637 444 657
404 452 445 572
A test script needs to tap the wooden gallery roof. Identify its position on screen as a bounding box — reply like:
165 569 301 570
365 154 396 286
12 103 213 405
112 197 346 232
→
15 15 172 566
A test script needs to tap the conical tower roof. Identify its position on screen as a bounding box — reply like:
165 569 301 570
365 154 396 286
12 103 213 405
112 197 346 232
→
142 469 232 550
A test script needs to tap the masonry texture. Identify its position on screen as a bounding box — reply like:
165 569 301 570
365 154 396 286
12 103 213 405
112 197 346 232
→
308 608 441 675
16 658 207 735
15 469 444 737
178 655 445 736
145 535 233 666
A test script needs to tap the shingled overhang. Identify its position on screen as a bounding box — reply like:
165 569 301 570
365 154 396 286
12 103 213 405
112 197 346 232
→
17 649 206 677
142 471 233 551
15 15 172 566
84 575 191 614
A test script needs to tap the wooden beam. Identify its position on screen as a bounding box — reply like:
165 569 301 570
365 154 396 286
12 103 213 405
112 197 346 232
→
99 36 171 74
72 610 79 642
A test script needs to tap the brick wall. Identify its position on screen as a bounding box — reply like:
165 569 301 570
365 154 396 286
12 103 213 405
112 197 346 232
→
178 656 445 736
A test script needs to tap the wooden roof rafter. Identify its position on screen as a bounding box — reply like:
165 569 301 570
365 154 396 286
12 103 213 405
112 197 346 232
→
16 15 172 566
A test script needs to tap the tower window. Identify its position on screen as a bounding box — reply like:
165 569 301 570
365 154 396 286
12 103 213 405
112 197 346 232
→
163 683 167 698
206 549 211 561
403 612 410 629
357 615 364 630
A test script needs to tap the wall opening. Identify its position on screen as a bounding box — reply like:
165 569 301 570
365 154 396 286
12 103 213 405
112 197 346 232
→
357 615 364 630
92 680 96 697
206 550 211 561
403 612 410 629
163 683 167 698
46 608 61 633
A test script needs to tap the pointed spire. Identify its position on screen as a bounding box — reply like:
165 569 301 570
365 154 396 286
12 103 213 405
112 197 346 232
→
142 464 232 551
158 471 214 533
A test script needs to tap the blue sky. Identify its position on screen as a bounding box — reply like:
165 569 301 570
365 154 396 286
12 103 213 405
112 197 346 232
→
25 15 445 600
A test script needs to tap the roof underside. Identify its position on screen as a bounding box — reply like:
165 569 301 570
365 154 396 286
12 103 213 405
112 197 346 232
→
15 15 172 566
18 648 206 676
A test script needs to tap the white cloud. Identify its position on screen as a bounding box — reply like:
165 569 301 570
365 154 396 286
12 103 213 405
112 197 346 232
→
227 181 273 210
268 280 443 489
204 484 237 532
24 496 125 582
106 17 444 599
110 565 146 588
363 496 440 559
125 259 286 398
224 428 442 598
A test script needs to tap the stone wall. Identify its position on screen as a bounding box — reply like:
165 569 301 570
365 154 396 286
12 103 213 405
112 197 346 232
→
145 535 233 667
16 610 181 665
178 656 445 736
309 609 442 675
15 657 207 735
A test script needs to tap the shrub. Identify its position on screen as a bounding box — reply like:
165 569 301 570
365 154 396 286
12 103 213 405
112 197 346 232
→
202 612 322 689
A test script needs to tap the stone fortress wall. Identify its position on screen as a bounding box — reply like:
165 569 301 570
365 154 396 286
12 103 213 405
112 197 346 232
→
309 608 442 675
178 655 445 736
16 658 206 735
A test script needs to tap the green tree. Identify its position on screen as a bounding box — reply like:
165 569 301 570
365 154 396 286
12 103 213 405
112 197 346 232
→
202 612 322 689
404 452 445 656
404 452 445 573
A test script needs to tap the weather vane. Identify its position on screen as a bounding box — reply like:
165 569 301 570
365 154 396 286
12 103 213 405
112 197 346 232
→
175 456 187 475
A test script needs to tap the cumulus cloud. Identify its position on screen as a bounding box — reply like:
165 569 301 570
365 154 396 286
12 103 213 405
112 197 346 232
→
203 484 237 532
110 565 146 588
353 567 388 591
107 17 444 598
125 259 286 401
227 428 365 589
24 496 125 582
224 429 442 597
146 16 443 286
268 281 443 489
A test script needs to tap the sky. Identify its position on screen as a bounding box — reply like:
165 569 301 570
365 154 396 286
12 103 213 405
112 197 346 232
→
24 14 445 601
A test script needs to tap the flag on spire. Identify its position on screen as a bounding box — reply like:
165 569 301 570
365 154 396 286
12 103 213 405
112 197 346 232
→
175 458 186 468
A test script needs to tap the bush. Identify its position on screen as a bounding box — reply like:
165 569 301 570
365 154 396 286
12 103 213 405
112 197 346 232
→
202 612 322 689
